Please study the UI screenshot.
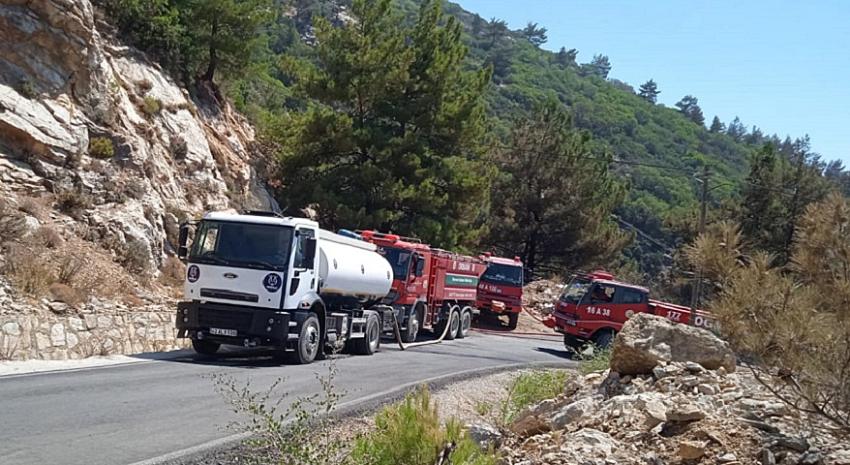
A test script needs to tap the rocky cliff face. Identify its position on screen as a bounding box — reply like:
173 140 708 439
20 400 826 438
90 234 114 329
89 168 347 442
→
0 0 276 274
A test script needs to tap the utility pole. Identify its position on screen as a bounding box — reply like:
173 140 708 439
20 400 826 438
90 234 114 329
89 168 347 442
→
689 165 710 325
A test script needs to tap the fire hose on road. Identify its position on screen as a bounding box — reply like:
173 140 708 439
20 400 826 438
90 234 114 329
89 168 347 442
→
387 305 561 350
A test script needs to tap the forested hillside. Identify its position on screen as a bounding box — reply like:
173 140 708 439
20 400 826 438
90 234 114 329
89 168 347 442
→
95 0 849 282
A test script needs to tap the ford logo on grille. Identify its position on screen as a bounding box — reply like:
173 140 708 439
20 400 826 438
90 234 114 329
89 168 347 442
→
223 272 238 279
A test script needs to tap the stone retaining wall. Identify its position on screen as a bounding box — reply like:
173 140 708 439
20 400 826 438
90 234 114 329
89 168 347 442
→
0 308 187 361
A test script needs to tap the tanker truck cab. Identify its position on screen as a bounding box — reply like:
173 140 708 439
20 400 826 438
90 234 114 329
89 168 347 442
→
176 212 393 364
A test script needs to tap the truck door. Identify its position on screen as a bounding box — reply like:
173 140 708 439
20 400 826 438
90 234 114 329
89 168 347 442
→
579 283 617 322
284 227 317 309
613 286 648 325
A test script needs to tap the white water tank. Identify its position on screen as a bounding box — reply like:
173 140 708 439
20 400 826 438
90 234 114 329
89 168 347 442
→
317 230 393 300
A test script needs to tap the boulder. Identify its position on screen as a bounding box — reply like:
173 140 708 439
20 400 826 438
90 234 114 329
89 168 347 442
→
466 423 502 450
550 397 595 429
678 440 708 460
610 313 736 375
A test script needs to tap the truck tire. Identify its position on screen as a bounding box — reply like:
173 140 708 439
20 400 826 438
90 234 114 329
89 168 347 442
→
456 307 472 339
507 312 519 330
289 314 321 364
192 338 220 356
443 307 460 341
401 306 420 343
352 313 381 355
592 329 615 349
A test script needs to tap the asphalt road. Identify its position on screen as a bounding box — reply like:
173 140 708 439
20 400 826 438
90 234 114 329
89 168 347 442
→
0 332 573 465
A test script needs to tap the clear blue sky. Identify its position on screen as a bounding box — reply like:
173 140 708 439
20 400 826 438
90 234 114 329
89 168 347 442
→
457 0 850 165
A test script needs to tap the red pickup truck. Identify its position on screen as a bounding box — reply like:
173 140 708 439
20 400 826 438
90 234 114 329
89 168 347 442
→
544 270 715 349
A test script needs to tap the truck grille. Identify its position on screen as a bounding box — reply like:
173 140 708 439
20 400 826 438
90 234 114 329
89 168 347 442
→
198 307 253 332
200 288 259 303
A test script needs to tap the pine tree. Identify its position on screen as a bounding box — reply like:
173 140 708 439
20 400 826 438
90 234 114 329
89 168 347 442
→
486 98 629 273
470 14 484 36
521 22 547 46
740 144 785 254
485 17 508 49
580 54 611 79
726 116 747 141
709 116 725 133
275 0 492 248
779 136 831 263
675 95 705 126
638 79 660 103
179 0 274 82
554 47 578 68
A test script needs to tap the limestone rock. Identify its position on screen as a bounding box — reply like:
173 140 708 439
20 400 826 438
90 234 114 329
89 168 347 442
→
550 397 595 430
50 323 66 346
678 440 707 460
0 0 276 274
610 313 736 375
666 403 706 422
2 321 21 336
466 423 502 450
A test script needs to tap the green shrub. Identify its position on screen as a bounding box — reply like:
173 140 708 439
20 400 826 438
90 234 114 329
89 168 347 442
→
89 137 115 159
352 386 496 465
501 370 568 423
17 79 37 99
55 186 93 218
578 344 613 375
142 96 162 116
214 363 345 465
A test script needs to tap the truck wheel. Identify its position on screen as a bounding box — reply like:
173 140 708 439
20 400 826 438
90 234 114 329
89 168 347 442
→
353 313 381 355
456 307 472 339
289 315 321 364
592 330 615 349
444 307 459 341
401 307 419 343
507 312 519 330
192 338 220 356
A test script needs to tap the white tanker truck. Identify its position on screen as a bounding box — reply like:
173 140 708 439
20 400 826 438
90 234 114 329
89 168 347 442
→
175 211 395 364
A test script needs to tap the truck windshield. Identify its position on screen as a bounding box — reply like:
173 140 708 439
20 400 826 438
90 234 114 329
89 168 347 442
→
559 277 591 304
189 221 293 271
480 263 523 286
380 247 411 280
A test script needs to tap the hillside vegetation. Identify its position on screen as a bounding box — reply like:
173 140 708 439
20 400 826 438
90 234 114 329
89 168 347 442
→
95 0 850 283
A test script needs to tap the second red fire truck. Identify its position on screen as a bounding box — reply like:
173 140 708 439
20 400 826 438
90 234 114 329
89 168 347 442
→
356 230 487 342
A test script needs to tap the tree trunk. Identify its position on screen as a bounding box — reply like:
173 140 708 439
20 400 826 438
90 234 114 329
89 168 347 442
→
202 18 219 82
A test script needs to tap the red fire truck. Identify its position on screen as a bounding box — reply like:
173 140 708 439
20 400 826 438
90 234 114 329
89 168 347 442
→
356 230 487 342
544 270 715 349
476 254 524 330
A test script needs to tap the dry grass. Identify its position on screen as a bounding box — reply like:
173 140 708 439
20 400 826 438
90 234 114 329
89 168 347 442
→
4 243 53 296
49 283 84 307
159 255 185 288
55 185 93 218
3 234 135 304
686 193 850 433
32 226 64 248
16 195 51 221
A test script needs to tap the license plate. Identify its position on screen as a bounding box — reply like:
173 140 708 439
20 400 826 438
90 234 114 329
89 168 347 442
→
210 327 237 337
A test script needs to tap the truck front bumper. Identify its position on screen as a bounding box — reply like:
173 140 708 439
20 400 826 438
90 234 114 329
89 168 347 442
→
176 301 295 347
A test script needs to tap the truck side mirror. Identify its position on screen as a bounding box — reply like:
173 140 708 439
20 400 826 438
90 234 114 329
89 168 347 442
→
304 237 317 265
177 224 190 261
414 255 425 277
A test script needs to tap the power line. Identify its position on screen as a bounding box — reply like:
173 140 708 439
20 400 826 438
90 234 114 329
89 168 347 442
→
480 142 695 173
